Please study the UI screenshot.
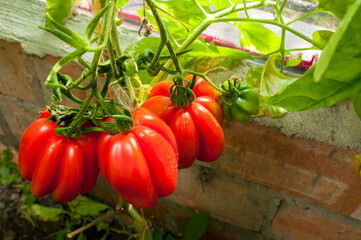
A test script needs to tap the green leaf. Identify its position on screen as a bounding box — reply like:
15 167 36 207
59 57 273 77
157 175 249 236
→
0 167 10 178
68 195 110 218
246 64 288 117
96 222 110 231
181 38 251 72
124 37 164 84
314 0 361 82
285 54 302 68
318 0 355 19
2 147 13 162
262 0 361 111
237 22 281 54
25 194 37 206
183 211 209 240
138 8 189 43
260 54 292 97
165 234 175 240
261 101 287 117
245 67 263 87
21 204 69 222
56 221 72 240
211 0 232 10
152 227 163 240
46 0 72 26
352 94 361 121
312 30 334 49
353 153 361 177
115 0 130 9
138 0 208 43
154 0 208 29
124 37 161 57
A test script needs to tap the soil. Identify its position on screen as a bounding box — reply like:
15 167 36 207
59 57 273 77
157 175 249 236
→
0 179 135 240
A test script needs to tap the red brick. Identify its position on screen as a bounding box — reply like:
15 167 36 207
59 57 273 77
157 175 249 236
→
0 40 38 104
211 121 361 212
166 166 276 231
272 202 361 240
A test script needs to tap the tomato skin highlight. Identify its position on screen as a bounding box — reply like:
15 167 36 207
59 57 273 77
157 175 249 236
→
18 117 100 203
142 80 225 169
97 108 178 209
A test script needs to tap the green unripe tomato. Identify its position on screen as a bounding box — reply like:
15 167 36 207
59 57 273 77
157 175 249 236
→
220 80 260 123
220 101 234 121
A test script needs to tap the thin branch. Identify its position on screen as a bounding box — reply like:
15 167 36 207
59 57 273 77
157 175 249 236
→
287 9 321 25
209 17 323 49
166 41 183 75
67 211 121 239
110 22 122 57
145 0 183 76
287 47 316 51
276 0 288 20
243 0 250 18
274 4 287 72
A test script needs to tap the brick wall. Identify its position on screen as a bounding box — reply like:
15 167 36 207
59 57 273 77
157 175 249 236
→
2 38 361 240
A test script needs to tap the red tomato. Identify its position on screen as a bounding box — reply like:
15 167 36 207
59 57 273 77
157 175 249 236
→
142 80 225 169
40 108 51 118
150 75 219 101
97 108 178 209
184 75 219 100
18 118 99 203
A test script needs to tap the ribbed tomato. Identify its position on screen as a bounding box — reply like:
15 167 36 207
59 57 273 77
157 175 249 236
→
97 108 178 209
18 113 99 203
142 78 225 169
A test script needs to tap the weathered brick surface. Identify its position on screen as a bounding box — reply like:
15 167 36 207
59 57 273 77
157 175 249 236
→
166 165 279 231
0 40 40 104
211 121 361 213
272 201 361 240
0 94 41 139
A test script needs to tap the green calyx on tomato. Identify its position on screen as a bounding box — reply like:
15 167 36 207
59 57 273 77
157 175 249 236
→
42 104 102 138
169 76 197 108
219 78 260 123
100 98 134 133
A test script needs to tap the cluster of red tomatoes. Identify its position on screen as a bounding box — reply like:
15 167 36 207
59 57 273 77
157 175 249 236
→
18 76 225 209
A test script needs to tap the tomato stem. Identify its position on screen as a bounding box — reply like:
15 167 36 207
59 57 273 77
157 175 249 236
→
184 70 227 94
70 92 94 129
145 0 183 84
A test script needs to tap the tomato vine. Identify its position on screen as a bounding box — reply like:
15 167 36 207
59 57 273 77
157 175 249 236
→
16 0 361 238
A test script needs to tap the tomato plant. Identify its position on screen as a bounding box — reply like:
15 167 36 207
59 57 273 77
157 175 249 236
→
13 0 361 237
